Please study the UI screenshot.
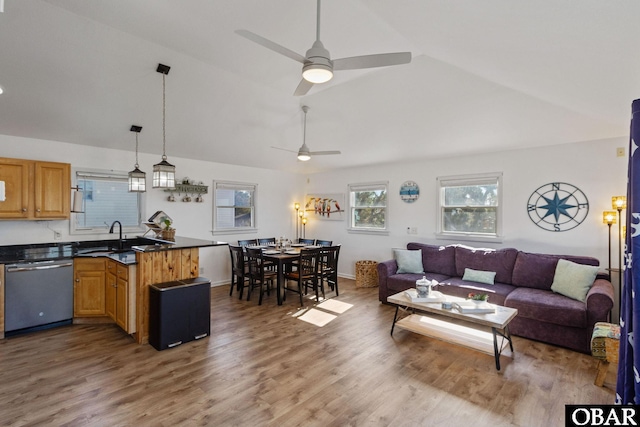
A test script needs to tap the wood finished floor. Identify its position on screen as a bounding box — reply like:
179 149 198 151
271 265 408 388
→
0 279 615 427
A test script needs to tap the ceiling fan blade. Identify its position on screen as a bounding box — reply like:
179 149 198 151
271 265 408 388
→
271 146 298 153
294 79 314 96
333 52 411 70
309 150 341 156
235 29 307 63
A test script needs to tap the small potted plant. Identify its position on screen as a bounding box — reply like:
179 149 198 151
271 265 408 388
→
160 218 175 241
467 292 489 304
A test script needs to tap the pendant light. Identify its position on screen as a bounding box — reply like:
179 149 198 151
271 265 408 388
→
297 106 311 161
152 63 176 189
128 125 146 192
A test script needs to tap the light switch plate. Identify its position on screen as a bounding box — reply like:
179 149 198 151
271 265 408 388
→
0 180 5 201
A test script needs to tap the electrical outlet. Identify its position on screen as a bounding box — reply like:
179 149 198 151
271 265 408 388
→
410 227 418 235
617 147 626 157
199 267 204 275
53 230 62 240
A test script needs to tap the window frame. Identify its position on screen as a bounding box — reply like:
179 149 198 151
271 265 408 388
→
436 172 503 243
70 169 145 236
212 180 258 235
347 181 389 235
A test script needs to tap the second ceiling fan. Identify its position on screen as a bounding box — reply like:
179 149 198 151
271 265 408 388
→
236 0 411 96
272 106 340 161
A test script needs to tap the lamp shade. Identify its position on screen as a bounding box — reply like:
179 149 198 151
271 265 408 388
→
152 158 176 189
612 196 627 210
602 211 617 225
128 167 146 192
302 64 333 84
294 202 300 211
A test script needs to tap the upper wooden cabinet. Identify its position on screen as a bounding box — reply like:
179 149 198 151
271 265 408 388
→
0 157 70 220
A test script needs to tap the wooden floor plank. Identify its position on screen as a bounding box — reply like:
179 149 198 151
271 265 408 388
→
0 278 615 426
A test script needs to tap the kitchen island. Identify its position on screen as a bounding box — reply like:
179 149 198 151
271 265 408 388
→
0 236 227 343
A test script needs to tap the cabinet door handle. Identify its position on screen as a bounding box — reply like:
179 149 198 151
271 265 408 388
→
75 278 80 282
22 208 27 212
36 208 40 212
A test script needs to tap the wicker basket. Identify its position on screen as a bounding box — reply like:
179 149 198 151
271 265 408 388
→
160 228 176 241
355 260 379 288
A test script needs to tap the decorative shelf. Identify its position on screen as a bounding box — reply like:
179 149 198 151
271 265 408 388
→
164 184 208 194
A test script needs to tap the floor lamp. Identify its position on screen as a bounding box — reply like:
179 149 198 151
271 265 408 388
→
602 211 616 276
612 195 627 318
294 202 300 241
301 217 307 239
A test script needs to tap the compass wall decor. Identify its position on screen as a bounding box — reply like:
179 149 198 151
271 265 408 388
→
526 182 589 232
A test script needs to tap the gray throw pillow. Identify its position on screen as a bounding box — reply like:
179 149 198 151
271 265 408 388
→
394 249 424 274
462 268 496 285
550 259 599 302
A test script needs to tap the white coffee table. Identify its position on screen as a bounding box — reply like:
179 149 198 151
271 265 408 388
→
387 291 518 370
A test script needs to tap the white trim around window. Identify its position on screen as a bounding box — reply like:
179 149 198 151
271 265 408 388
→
435 172 503 243
212 180 258 235
347 181 389 235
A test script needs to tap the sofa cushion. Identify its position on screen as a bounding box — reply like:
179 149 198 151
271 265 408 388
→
394 249 424 274
504 287 587 328
512 251 600 291
462 268 496 285
454 245 518 284
407 242 457 277
386 272 452 295
551 259 599 302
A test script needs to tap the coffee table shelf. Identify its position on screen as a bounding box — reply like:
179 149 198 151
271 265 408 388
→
388 291 518 370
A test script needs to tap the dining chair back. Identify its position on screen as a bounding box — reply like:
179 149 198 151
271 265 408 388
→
284 247 321 305
298 238 316 245
245 247 277 305
257 237 276 245
228 245 248 299
315 239 333 247
237 239 258 247
319 245 341 296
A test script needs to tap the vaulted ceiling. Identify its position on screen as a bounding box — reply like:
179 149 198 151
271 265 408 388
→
0 1 638 173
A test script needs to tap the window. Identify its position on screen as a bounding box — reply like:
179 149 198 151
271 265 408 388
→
437 172 502 242
71 170 144 234
213 181 257 233
348 182 388 234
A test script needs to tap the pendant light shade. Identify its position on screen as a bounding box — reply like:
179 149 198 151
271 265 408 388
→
128 125 146 192
153 63 176 189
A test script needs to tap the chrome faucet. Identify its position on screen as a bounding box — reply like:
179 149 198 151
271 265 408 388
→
109 220 123 250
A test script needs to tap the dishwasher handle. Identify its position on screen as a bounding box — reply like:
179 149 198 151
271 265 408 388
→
6 261 74 273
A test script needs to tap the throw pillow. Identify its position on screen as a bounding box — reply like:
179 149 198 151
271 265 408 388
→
462 268 496 285
394 249 424 274
550 259 599 302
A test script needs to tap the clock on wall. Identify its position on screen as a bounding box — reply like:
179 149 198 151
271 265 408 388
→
527 182 589 232
399 181 420 203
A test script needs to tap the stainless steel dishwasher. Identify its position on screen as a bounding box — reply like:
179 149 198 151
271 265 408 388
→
5 259 74 335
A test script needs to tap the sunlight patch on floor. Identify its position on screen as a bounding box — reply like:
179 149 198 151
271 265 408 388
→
316 299 353 314
297 308 337 327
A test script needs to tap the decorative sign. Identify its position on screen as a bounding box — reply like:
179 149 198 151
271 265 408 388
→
399 181 420 203
527 182 589 232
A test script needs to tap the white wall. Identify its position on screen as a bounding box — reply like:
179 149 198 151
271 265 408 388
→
0 134 304 286
0 134 629 289
304 137 628 279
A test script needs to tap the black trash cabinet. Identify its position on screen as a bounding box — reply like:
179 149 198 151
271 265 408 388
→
149 277 211 351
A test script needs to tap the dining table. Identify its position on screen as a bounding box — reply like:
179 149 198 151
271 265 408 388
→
261 245 316 305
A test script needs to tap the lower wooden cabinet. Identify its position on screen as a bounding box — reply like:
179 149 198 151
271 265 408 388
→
74 258 106 316
75 258 135 334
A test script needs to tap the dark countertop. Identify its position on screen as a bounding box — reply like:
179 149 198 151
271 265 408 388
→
0 236 228 265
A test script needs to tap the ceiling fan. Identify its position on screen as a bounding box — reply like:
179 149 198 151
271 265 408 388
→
272 105 340 161
235 0 411 96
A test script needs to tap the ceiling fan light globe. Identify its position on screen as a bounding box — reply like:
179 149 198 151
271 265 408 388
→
302 65 333 84
297 153 311 161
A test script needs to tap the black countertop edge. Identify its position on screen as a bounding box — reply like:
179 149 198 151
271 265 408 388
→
0 236 228 264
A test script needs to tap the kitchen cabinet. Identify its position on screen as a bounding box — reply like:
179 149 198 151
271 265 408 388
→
0 265 4 339
105 260 133 332
105 261 117 320
74 258 106 316
0 157 70 220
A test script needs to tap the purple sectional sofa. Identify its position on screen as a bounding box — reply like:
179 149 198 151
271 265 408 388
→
377 242 614 353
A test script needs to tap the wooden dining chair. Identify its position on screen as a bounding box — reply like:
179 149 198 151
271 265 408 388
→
298 238 315 245
257 237 276 245
228 245 249 299
245 247 277 305
284 248 321 305
315 239 333 247
319 245 340 296
237 239 257 247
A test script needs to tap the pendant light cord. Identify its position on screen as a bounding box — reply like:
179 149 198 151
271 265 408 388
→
135 133 140 168
162 73 167 161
